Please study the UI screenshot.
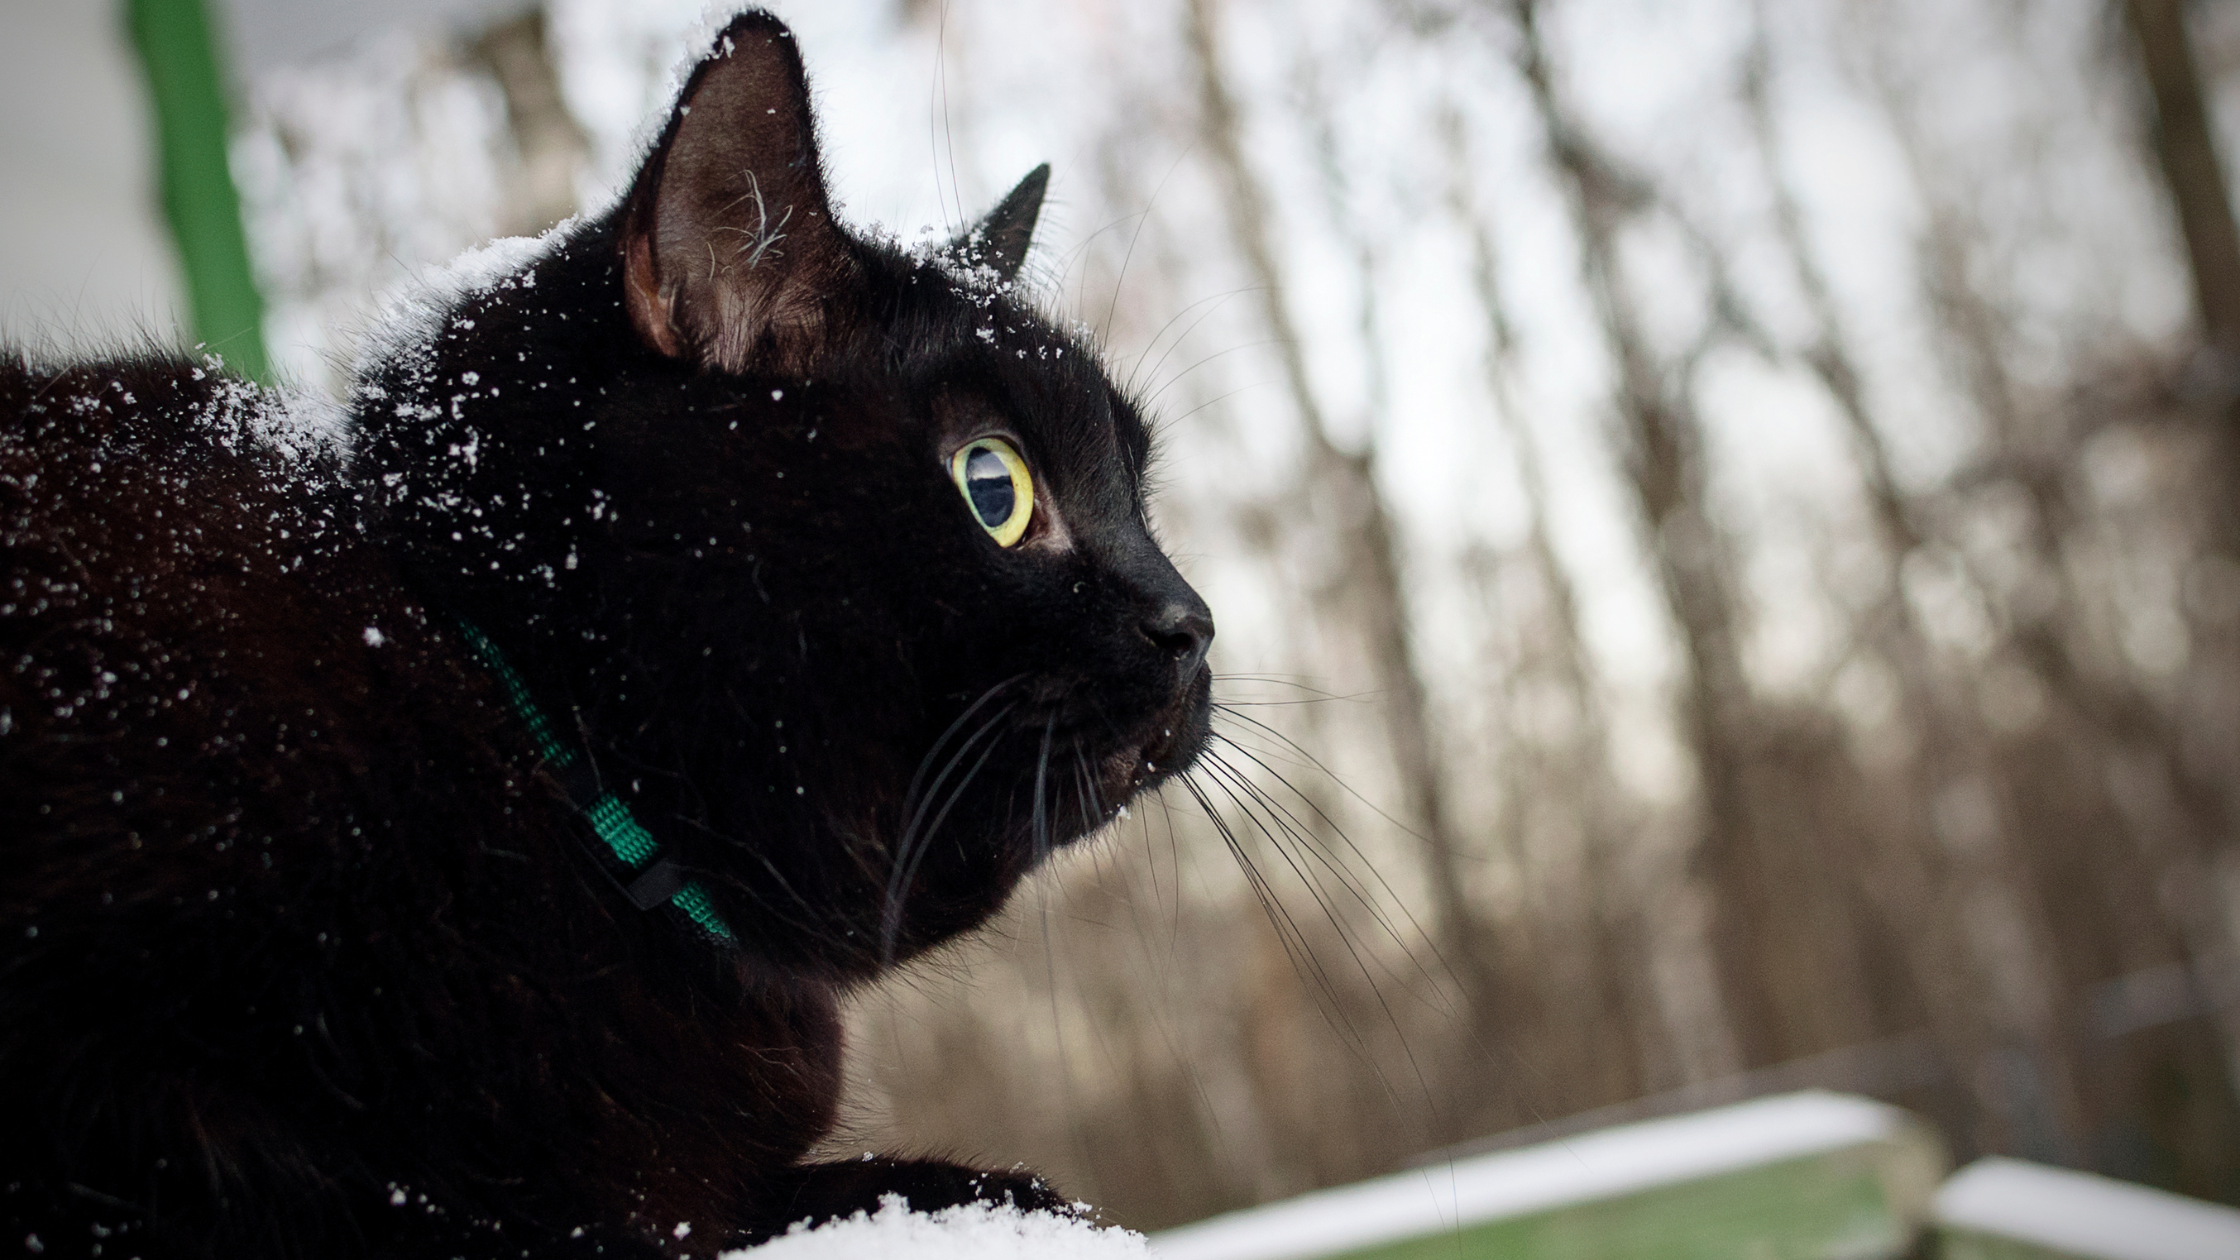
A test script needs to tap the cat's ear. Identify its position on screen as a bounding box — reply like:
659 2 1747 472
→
941 164 1049 285
618 13 853 373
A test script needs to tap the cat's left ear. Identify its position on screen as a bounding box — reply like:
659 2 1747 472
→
618 13 854 373
941 165 1049 285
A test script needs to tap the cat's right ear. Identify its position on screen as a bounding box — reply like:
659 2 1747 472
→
941 164 1049 285
618 13 853 374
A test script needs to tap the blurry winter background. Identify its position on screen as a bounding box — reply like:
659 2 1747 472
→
8 0 2240 1232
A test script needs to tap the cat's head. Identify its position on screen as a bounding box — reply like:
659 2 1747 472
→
354 11 1213 978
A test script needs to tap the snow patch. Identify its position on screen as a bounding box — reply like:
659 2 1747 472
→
352 224 576 388
723 1198 1147 1260
271 384 351 454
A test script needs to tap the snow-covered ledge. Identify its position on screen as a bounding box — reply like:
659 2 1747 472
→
1934 1157 2240 1260
721 1199 1149 1260
1147 1091 1940 1260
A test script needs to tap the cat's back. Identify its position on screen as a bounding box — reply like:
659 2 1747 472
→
0 354 653 1259
0 352 341 626
0 351 488 912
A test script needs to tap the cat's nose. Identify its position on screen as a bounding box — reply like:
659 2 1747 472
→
1142 598 1214 680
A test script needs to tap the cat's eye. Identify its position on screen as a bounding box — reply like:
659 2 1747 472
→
949 437 1034 547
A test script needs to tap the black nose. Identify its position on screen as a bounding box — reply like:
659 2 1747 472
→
1142 599 1215 680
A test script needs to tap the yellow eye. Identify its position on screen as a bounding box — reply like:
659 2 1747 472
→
948 437 1034 547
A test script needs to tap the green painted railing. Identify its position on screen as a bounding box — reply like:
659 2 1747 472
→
1149 1094 2240 1260
1150 1092 1947 1260
125 0 267 381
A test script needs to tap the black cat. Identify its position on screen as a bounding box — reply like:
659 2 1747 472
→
0 11 1212 1258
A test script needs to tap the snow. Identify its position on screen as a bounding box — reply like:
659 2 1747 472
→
1149 1091 1918 1260
1934 1157 2240 1260
263 380 352 458
351 225 573 386
720 1197 1149 1260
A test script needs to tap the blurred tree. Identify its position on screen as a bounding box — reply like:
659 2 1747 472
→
468 8 589 237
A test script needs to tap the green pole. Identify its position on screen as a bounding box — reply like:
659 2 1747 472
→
125 0 269 382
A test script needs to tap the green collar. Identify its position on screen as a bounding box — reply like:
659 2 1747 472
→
454 620 737 946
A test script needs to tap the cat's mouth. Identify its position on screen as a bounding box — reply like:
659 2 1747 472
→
1075 673 1213 831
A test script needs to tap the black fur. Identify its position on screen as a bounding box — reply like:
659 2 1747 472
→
0 12 1211 1258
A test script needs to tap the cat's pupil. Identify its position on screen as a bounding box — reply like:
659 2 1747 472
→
964 448 1015 527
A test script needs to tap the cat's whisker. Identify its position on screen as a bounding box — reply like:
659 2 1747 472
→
1210 707 1436 850
1184 763 1444 1111
1196 750 1384 921
880 722 1008 966
1030 716 1055 870
1065 748 1084 825
1210 673 1366 702
881 699 1017 965
1070 746 1100 835
1196 746 1447 1006
1147 778 1194 931
1201 723 1460 1004
1193 754 1382 970
1175 773 1367 1053
668 813 825 931
1072 745 1106 828
900 675 1024 827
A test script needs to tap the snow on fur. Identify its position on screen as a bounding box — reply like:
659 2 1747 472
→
350 226 571 389
722 1198 1149 1260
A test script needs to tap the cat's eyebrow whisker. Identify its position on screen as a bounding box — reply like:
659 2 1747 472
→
1138 338 1283 412
1162 380 1269 432
1129 300 1269 407
1122 285 1253 398
1098 144 1196 344
1048 210 1145 317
